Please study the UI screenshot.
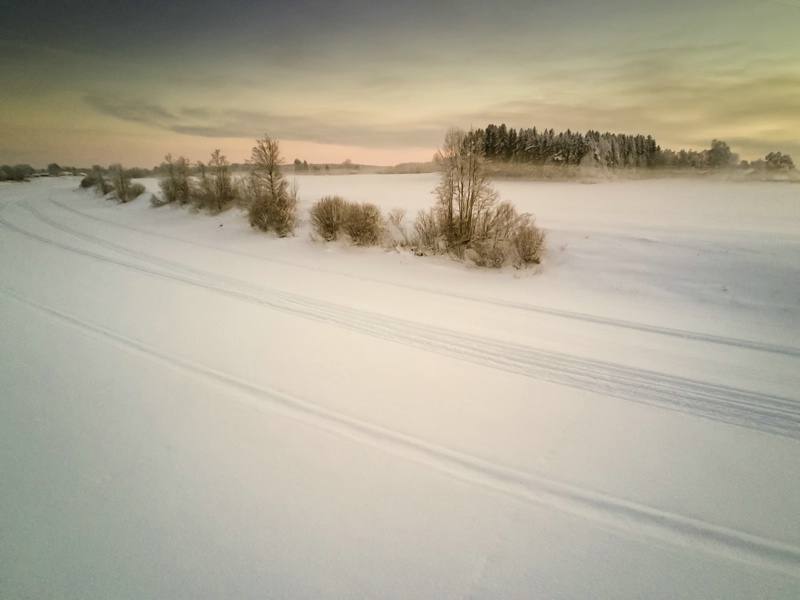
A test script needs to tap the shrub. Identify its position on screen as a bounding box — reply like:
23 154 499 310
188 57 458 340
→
159 154 192 204
310 196 348 240
94 173 113 196
409 128 549 269
476 201 519 242
412 208 440 253
343 202 383 246
465 240 508 268
511 215 546 266
109 164 138 202
190 163 214 210
79 176 97 189
129 182 146 198
247 178 298 237
185 151 238 212
268 184 298 236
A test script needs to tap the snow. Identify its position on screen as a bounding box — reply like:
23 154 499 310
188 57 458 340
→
1 174 799 599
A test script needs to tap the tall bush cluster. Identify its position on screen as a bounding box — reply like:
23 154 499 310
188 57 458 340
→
412 127 546 267
155 150 239 213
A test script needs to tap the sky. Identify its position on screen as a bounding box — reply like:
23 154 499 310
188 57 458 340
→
1 0 798 168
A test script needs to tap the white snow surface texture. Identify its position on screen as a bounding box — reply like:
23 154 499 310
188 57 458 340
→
1 174 799 599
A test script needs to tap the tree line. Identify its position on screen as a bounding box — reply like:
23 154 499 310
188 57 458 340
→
468 124 795 171
0 162 158 182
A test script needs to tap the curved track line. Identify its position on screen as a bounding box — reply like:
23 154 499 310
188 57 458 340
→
2 285 799 579
47 195 800 358
4 202 800 440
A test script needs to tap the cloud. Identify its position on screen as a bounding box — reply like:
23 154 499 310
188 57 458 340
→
83 95 442 149
85 96 178 127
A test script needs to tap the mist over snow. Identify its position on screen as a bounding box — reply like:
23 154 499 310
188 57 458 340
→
1 174 799 599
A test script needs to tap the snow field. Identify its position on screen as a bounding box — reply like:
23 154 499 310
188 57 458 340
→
1 175 799 599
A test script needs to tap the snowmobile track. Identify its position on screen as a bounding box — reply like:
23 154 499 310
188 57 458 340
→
2 285 800 580
46 195 800 358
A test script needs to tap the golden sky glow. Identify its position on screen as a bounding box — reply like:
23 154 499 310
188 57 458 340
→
2 0 799 167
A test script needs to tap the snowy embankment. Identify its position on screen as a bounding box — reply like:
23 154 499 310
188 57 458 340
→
1 175 799 599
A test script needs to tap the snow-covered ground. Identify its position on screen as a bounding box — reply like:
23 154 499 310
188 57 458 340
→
1 174 799 599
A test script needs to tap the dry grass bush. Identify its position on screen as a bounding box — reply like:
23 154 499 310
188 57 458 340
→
310 196 348 240
343 202 384 246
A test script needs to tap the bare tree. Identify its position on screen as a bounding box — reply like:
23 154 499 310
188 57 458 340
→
244 134 297 236
434 127 499 256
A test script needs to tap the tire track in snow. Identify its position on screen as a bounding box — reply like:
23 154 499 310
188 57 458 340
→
0 199 800 439
47 195 800 358
4 201 800 440
2 285 799 580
